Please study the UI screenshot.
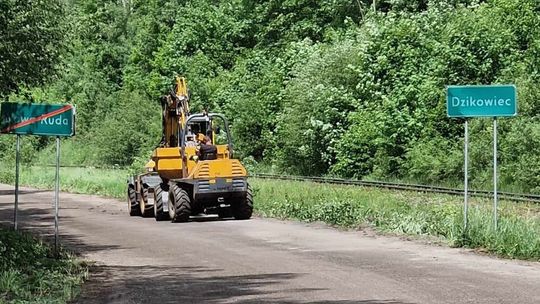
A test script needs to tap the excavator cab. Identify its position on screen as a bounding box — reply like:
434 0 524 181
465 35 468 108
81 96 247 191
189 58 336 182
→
181 113 233 166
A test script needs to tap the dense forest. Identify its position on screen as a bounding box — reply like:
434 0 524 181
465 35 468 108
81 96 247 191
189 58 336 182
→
1 0 540 193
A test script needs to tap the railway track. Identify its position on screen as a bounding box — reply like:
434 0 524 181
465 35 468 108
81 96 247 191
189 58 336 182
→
34 165 540 203
251 173 540 203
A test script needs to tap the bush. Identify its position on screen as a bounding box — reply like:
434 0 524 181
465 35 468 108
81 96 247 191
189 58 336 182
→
403 136 463 184
274 39 361 175
89 90 161 166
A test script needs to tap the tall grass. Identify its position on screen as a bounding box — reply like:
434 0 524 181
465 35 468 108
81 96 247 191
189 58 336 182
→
0 229 87 303
251 179 540 260
5 166 129 198
1 166 539 260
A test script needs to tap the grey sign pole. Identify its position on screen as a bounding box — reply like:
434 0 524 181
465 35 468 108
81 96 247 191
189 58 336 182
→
493 118 498 230
463 119 469 231
14 134 20 230
54 136 60 257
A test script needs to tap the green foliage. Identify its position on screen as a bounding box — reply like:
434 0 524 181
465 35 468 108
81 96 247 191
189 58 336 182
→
214 49 291 160
241 0 363 45
75 0 131 87
331 109 386 178
0 229 87 303
3 0 540 194
276 40 361 175
328 0 540 192
89 90 161 166
0 0 66 97
499 118 540 193
403 136 463 184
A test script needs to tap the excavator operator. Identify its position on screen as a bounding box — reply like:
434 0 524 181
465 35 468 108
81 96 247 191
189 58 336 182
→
196 134 217 161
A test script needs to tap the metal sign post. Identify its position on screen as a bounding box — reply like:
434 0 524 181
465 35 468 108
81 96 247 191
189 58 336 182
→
464 120 469 231
54 136 61 257
493 118 498 230
14 135 20 230
447 85 516 232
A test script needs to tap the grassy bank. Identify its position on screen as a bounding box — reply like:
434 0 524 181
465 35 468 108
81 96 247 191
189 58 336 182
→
1 166 539 260
0 229 87 303
252 179 540 260
0 166 129 199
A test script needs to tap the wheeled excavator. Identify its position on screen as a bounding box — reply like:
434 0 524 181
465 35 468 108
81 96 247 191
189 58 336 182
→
127 77 253 222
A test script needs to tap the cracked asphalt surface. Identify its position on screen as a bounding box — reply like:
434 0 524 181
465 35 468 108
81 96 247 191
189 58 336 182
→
0 184 539 304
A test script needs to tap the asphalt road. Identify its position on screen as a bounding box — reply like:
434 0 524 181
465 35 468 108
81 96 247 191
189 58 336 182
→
0 184 539 304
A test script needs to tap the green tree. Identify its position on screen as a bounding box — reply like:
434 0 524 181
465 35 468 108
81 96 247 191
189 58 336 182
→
0 0 66 97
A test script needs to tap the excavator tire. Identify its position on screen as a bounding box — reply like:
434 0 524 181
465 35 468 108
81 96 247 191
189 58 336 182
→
232 183 253 220
139 184 154 218
154 183 170 221
169 184 191 223
128 184 141 216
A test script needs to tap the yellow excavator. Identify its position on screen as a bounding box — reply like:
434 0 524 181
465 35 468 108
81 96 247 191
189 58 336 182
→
127 77 253 222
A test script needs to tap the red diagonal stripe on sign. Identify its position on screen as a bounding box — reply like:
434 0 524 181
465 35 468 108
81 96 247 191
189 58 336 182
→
1 105 73 133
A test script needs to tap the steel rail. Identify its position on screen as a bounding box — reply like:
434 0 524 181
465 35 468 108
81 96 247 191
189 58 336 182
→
251 173 540 203
29 165 540 203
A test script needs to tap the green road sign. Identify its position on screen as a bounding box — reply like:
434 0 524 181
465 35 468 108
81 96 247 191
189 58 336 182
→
0 103 75 136
447 85 517 118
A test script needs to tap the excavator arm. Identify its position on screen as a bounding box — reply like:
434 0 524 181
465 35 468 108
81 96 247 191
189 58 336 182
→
160 76 190 148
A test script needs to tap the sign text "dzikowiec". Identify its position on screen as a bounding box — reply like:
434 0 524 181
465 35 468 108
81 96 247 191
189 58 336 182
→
447 85 517 118
0 103 75 136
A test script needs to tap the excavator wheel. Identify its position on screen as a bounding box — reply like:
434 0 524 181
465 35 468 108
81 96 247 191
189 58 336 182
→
232 183 253 220
128 184 141 216
169 184 191 223
154 183 170 221
139 184 154 217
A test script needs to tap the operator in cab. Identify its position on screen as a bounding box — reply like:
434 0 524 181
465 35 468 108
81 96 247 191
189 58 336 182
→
196 134 217 160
